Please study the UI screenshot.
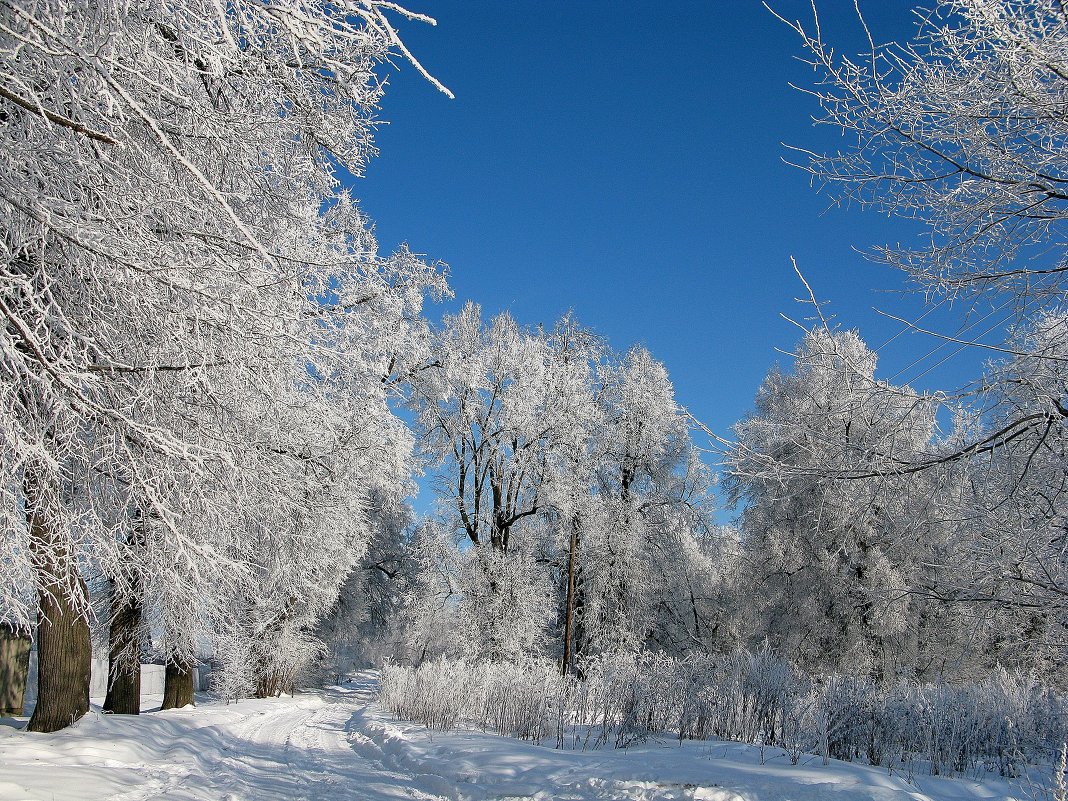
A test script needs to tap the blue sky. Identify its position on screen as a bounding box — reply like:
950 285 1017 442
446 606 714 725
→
357 1 999 509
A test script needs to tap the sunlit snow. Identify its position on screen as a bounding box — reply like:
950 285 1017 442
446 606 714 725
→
0 675 1042 801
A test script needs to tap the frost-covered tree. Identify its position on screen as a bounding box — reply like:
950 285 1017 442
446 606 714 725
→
778 0 1068 479
775 0 1068 661
726 328 940 678
315 493 416 680
407 312 718 667
393 520 453 664
414 303 590 554
0 0 447 730
572 347 716 660
411 304 595 659
930 312 1068 674
781 0 1068 301
161 243 432 700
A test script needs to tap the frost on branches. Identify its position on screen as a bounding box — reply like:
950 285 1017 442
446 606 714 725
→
758 0 1068 671
402 307 720 668
0 0 446 730
779 0 1068 299
723 324 1067 680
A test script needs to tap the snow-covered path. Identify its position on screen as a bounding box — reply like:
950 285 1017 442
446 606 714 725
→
0 678 447 801
0 676 1039 801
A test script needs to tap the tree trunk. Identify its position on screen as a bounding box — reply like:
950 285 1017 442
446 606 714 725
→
255 670 279 699
28 583 91 732
689 587 702 642
0 623 32 716
562 515 579 676
572 572 589 678
26 470 91 734
104 514 146 715
103 580 142 715
161 656 195 709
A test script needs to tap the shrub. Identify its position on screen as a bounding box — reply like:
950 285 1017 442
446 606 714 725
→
377 649 1068 777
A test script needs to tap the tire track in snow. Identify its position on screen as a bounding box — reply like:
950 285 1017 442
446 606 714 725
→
0 688 453 801
148 689 451 801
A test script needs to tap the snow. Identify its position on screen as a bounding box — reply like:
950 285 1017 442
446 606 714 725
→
0 674 1043 801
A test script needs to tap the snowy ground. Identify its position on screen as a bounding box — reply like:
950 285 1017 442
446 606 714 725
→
0 674 1049 801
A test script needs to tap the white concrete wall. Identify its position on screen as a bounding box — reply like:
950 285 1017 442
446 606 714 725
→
22 652 207 707
87 658 167 697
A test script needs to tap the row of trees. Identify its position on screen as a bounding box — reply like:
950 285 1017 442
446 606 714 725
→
720 0 1068 682
384 315 1063 689
6 0 1068 752
0 0 447 731
372 0 1068 695
398 304 721 668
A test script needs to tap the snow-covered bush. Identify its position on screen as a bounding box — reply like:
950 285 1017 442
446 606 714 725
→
379 658 475 731
378 650 1068 776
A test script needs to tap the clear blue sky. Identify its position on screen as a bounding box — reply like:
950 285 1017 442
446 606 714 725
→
356 1 997 510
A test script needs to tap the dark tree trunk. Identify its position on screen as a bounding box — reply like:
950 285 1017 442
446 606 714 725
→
255 670 280 699
161 656 195 709
103 580 142 715
26 471 91 734
28 582 91 733
0 623 32 716
104 514 146 715
689 588 702 642
572 570 589 677
562 516 579 676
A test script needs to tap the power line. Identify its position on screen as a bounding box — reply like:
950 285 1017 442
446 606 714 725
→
885 294 1023 384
